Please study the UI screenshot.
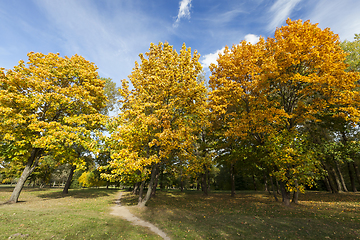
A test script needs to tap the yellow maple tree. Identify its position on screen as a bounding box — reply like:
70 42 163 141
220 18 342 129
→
0 52 108 203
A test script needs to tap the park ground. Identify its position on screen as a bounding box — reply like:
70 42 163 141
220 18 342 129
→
0 186 359 239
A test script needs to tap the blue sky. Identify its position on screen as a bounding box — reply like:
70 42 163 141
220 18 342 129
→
1 0 360 86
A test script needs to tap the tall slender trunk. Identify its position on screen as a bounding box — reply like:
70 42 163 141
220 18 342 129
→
138 164 158 207
230 164 235 197
348 162 357 192
264 173 270 193
8 148 43 203
159 166 164 191
201 165 208 196
270 175 278 202
292 179 299 204
63 165 76 194
323 176 332 192
329 165 343 192
353 162 360 186
279 181 291 206
132 182 140 195
276 179 281 195
252 175 257 191
335 160 348 192
138 181 146 204
151 167 160 197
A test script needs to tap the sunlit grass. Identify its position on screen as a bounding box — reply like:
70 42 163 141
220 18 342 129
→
0 186 161 240
122 190 360 239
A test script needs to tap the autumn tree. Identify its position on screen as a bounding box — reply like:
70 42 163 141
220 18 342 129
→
0 52 107 203
209 19 360 205
102 42 208 206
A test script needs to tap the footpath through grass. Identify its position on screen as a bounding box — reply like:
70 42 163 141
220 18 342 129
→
122 190 360 240
0 186 161 240
1 186 359 239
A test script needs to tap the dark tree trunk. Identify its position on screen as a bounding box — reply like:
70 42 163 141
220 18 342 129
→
330 165 343 192
196 178 200 191
323 176 332 192
276 179 281 194
252 175 257 191
151 167 160 197
138 164 158 207
264 173 270 193
292 180 299 204
279 181 291 206
201 165 208 196
270 175 278 202
230 164 235 197
9 148 43 203
159 166 164 190
132 182 140 195
353 162 360 186
335 160 348 192
347 162 357 192
63 165 76 194
138 181 146 204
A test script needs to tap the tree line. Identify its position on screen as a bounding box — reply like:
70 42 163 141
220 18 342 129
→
1 19 360 206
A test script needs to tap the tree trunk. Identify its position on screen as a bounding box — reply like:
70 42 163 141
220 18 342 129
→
347 162 357 192
138 164 158 207
63 165 76 194
292 180 299 204
202 165 208 196
252 175 257 191
264 173 270 193
196 178 200 191
230 164 235 197
8 148 43 203
335 160 348 192
138 181 146 204
159 166 164 191
151 167 160 197
270 175 278 202
330 165 343 192
279 181 291 206
276 179 281 195
323 176 332 192
353 162 360 186
132 182 140 195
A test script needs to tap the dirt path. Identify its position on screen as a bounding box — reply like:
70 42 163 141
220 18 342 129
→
110 192 170 240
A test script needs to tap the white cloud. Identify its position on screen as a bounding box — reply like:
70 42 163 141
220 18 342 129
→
173 0 192 27
200 47 225 69
244 34 260 44
267 0 301 31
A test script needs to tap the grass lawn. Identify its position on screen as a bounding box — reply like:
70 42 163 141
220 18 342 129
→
0 186 161 240
122 190 360 240
1 186 359 240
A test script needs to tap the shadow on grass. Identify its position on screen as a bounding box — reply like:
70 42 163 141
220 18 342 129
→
38 188 119 200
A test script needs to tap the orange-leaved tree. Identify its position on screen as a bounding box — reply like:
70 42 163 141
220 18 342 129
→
0 52 108 203
103 42 208 206
209 19 360 205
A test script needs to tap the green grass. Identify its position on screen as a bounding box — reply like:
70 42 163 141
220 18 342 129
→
122 190 360 239
0 186 161 240
1 186 359 240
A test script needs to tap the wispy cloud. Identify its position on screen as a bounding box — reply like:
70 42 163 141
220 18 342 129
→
244 34 260 44
173 0 192 27
267 0 301 31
